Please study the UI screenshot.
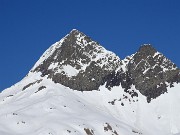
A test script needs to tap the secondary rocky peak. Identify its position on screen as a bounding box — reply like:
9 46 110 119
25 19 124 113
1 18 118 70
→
127 45 180 102
133 44 157 65
130 44 177 71
104 44 180 102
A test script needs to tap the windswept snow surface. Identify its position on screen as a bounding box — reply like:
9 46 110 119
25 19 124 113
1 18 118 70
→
0 72 180 135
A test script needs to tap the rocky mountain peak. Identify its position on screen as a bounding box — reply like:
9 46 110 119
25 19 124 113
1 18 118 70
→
32 29 121 91
104 44 180 102
127 44 180 102
64 29 90 47
69 29 83 36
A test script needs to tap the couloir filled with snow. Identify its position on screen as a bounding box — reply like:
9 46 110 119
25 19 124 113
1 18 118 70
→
0 72 180 135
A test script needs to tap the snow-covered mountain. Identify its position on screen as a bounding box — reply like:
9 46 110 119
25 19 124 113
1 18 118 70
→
0 29 180 135
32 29 122 91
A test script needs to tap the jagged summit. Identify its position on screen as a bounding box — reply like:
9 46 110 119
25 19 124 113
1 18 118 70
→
32 29 121 91
69 29 82 35
64 29 90 47
101 43 180 102
127 44 180 102
31 29 94 71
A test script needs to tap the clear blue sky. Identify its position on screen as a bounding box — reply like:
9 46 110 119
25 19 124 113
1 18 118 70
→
0 0 180 91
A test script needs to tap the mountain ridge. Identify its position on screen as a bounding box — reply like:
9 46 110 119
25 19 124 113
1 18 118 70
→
30 29 179 102
0 29 180 135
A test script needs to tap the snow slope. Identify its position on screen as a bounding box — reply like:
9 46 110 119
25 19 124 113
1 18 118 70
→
0 30 180 135
0 72 180 135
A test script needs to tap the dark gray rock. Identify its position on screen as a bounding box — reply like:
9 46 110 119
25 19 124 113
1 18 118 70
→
126 45 180 102
33 29 121 91
104 44 180 102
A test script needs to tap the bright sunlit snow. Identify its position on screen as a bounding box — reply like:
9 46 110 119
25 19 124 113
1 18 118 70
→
0 72 180 135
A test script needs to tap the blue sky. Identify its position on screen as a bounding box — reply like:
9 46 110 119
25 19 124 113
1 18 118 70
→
0 0 180 90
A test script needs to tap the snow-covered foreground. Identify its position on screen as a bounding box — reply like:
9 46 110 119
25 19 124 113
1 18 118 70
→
0 73 180 135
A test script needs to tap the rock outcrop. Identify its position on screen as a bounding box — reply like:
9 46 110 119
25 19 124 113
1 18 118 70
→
33 29 121 91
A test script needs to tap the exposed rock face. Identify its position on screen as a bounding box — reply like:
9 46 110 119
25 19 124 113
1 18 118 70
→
105 45 180 102
128 45 180 102
33 29 121 91
32 30 180 102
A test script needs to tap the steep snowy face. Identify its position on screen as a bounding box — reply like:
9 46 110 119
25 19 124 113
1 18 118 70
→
32 29 122 91
127 44 180 102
